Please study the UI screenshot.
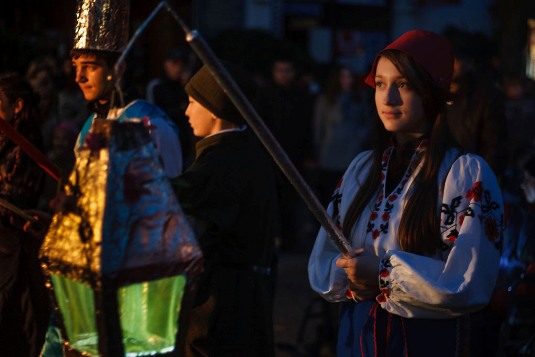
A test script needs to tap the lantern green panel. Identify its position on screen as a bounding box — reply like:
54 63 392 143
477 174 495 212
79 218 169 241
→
51 274 187 356
118 274 186 355
51 274 98 355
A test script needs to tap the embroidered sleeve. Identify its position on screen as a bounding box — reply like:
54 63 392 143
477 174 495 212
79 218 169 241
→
377 257 393 303
308 151 373 302
308 177 348 302
376 154 503 318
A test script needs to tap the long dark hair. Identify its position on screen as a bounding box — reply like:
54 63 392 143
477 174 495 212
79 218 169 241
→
342 49 455 255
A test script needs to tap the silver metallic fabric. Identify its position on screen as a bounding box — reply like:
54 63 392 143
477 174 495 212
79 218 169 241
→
40 119 202 287
73 0 129 52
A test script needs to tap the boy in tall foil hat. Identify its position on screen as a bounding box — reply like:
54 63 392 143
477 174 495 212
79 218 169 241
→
39 1 193 355
72 0 183 178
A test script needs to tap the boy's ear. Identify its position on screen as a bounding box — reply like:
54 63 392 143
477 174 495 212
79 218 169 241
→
13 98 24 115
106 61 126 82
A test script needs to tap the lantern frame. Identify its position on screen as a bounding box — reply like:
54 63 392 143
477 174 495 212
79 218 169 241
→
40 120 202 357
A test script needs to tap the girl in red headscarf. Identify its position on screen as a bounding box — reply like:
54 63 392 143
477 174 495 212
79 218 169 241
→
308 30 503 356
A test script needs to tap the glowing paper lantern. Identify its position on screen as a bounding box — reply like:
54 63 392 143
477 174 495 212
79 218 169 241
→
40 119 202 356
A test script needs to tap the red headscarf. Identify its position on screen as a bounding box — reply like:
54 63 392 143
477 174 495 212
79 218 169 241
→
364 29 454 91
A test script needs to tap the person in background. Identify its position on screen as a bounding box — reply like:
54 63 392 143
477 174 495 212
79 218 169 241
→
313 65 373 206
147 47 195 169
444 29 511 355
256 56 315 251
25 56 61 151
146 47 192 105
308 30 504 356
501 74 535 188
257 56 315 170
172 62 279 356
500 74 535 270
0 72 48 357
499 151 535 355
444 28 508 182
512 152 535 271
37 121 79 212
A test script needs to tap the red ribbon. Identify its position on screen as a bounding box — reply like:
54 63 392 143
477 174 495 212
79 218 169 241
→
0 117 61 182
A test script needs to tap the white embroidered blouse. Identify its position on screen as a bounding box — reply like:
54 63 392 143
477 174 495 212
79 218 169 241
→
308 145 503 319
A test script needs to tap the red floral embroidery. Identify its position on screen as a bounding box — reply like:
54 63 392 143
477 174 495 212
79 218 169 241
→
372 229 380 239
466 181 483 202
485 217 499 242
379 268 390 277
377 294 387 303
382 212 390 221
447 234 457 242
380 288 390 295
388 194 398 202
370 212 378 221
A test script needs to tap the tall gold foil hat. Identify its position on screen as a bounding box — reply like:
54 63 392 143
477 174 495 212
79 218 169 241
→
73 0 129 52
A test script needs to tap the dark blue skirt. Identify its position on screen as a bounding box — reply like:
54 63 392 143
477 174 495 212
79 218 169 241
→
337 301 468 357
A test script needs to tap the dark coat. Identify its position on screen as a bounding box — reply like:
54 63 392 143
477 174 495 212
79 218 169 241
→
172 129 279 357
